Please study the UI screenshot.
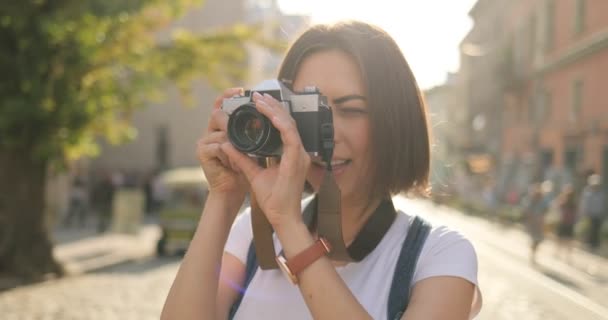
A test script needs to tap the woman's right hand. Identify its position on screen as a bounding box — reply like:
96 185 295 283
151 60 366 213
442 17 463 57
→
196 88 248 199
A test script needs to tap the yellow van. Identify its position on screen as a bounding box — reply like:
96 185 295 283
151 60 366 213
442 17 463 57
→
156 167 208 256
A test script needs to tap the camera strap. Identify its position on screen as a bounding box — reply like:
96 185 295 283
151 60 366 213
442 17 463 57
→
316 171 351 260
251 158 279 269
315 120 352 260
312 179 397 261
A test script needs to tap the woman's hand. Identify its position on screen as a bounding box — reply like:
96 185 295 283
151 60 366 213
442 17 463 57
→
196 88 248 200
221 92 311 228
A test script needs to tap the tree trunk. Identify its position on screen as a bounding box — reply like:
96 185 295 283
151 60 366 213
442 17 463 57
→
0 149 63 286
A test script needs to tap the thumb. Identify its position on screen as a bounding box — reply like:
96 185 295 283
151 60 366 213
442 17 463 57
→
221 142 261 183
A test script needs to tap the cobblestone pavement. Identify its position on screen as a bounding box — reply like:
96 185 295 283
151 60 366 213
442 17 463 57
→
1 198 607 319
0 257 180 320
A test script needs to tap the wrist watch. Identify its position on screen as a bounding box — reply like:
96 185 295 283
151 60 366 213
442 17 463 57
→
276 237 332 284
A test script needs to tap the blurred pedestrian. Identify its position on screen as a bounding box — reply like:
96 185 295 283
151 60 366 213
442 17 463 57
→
482 179 498 221
554 185 577 261
522 183 549 265
63 177 88 228
578 174 606 251
91 172 116 233
152 172 168 213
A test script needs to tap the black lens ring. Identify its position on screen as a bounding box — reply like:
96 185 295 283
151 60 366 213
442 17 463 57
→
227 104 272 153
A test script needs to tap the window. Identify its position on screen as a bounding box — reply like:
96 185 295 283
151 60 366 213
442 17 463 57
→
564 149 579 172
540 149 554 168
531 88 552 125
570 80 584 122
541 89 552 123
528 95 535 124
544 0 555 52
528 14 537 60
574 0 586 35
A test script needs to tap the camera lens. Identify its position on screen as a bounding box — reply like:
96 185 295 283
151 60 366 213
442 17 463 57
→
227 104 281 155
241 115 263 144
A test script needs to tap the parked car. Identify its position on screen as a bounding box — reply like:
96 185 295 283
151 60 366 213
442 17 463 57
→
156 167 208 256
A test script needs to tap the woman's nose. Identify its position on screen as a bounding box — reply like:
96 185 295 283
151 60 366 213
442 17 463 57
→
330 108 343 145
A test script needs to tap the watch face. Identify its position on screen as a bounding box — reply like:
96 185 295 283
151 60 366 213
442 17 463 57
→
276 256 298 284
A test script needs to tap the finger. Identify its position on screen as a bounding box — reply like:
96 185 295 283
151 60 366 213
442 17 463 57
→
208 88 243 135
252 94 305 165
200 131 227 145
197 142 232 168
201 133 241 172
207 108 229 133
252 94 299 146
220 142 261 182
253 92 289 116
213 87 245 109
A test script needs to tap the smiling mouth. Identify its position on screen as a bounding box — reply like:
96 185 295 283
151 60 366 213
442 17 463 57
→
311 159 352 169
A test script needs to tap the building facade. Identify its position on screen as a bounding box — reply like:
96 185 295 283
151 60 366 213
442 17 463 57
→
453 0 608 201
500 0 608 194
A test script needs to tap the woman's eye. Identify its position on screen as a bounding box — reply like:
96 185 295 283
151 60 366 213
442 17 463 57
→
339 107 368 115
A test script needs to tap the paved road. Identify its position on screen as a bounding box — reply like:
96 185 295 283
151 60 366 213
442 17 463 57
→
393 197 608 320
1 197 607 319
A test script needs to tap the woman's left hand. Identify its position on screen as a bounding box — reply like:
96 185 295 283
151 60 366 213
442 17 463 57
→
221 92 311 228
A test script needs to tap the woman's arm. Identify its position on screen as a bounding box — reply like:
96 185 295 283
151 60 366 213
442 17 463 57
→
160 193 244 320
401 276 476 320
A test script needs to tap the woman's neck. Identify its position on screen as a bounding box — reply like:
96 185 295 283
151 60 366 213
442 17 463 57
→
340 195 384 246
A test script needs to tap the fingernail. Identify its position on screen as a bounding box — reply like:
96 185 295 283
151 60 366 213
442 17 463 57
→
263 93 273 101
253 92 262 100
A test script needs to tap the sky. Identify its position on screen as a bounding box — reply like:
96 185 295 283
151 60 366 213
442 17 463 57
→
276 0 478 90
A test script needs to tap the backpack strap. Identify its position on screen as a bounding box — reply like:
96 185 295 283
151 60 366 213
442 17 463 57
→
387 215 432 320
228 241 259 320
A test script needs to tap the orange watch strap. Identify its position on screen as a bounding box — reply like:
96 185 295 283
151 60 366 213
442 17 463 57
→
286 238 332 277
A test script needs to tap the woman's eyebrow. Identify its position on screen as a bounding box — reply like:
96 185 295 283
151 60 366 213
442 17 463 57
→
332 94 367 104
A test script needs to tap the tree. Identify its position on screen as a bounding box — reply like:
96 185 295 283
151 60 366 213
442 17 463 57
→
0 0 274 284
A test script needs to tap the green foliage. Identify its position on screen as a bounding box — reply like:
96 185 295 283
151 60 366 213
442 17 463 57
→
0 0 275 162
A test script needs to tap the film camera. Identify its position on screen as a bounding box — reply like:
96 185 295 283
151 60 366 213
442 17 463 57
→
221 79 334 157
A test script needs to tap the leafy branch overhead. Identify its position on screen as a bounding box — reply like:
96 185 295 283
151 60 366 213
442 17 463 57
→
0 0 283 162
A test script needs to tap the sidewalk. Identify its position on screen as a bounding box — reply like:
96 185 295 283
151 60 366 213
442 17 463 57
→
52 219 161 275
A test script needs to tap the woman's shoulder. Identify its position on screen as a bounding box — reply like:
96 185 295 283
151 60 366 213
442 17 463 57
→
394 211 479 284
394 211 482 315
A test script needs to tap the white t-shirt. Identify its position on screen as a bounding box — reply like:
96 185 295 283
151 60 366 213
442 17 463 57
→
224 205 482 320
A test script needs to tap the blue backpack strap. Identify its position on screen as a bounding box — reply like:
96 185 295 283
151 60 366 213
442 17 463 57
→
228 241 259 320
387 216 432 320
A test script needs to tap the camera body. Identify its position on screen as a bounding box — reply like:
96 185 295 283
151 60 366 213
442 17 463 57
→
221 79 333 157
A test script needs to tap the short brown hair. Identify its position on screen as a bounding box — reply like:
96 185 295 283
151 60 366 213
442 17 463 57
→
278 21 430 197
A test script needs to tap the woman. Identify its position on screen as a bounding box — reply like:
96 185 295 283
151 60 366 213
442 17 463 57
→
522 184 548 265
555 185 577 261
162 21 481 319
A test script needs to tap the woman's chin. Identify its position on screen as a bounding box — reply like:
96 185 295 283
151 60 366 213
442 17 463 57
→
308 162 350 193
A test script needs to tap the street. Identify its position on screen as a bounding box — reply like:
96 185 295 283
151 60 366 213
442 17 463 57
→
1 197 607 320
393 197 608 320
